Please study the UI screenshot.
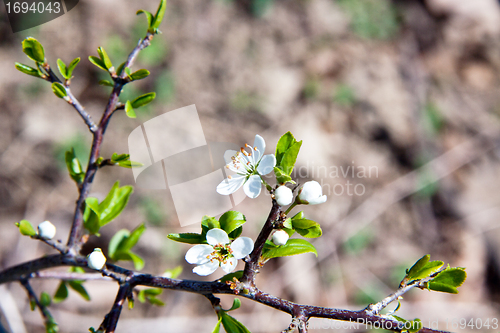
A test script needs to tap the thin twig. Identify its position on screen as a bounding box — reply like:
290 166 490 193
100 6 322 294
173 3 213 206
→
31 271 112 281
20 279 57 331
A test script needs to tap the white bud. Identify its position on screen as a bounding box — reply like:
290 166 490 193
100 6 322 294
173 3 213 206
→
274 186 293 206
37 221 56 240
272 229 289 246
298 181 327 205
87 248 106 270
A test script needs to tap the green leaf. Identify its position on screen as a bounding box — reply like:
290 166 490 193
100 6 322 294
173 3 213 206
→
83 197 100 235
67 57 80 78
201 216 220 235
127 252 145 270
275 132 302 175
138 288 164 306
111 153 129 162
53 282 68 303
15 62 41 78
152 0 167 30
227 298 241 311
167 233 204 244
262 239 317 259
228 226 243 239
68 281 90 301
108 229 130 259
65 148 85 184
98 181 134 226
129 69 150 81
136 10 154 28
212 318 222 333
219 211 246 235
428 267 466 294
125 101 136 118
46 316 59 333
408 319 423 333
22 37 45 63
30 297 36 311
98 80 114 87
16 219 36 236
283 217 293 229
219 270 244 283
121 223 146 251
147 296 165 306
405 255 443 281
131 92 156 108
273 167 294 185
116 62 126 76
163 266 183 279
117 160 143 168
221 313 251 333
291 219 322 238
291 211 304 220
97 47 113 71
57 59 68 79
88 56 107 71
40 291 51 307
52 82 67 99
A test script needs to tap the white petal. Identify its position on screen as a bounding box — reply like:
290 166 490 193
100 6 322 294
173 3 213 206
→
243 174 262 198
185 244 213 264
206 228 229 246
221 257 237 273
308 195 327 205
257 154 276 175
253 135 266 163
216 175 246 195
231 237 254 259
193 260 219 276
274 186 293 206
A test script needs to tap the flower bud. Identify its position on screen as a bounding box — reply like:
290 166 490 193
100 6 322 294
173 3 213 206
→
37 221 56 240
272 229 289 246
298 181 327 205
87 248 106 270
274 186 293 206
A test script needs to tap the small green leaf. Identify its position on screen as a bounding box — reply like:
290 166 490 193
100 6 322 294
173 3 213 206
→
283 218 293 229
68 281 90 301
147 296 165 306
167 233 204 244
275 132 302 175
131 92 156 108
129 69 150 81
127 252 145 270
16 219 36 236
291 211 304 220
227 298 241 311
221 313 251 333
111 153 129 162
405 255 444 281
291 219 322 238
219 270 244 283
57 59 68 79
212 318 222 333
122 223 146 251
30 297 36 311
88 56 107 71
219 211 246 235
228 226 243 239
136 10 154 28
53 282 69 303
97 47 113 71
40 291 51 307
125 101 136 118
65 148 85 184
98 181 134 226
163 266 183 279
117 160 143 168
15 62 41 77
116 62 126 76
201 216 221 235
66 57 80 77
98 80 114 87
262 239 317 259
408 319 423 333
152 0 167 30
273 167 294 185
52 82 67 99
428 267 466 294
22 37 45 63
83 197 100 235
108 229 130 259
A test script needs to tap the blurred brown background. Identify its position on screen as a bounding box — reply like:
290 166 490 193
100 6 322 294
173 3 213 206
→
1 0 500 332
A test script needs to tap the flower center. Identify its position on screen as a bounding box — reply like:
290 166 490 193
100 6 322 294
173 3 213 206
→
227 143 260 174
208 243 234 265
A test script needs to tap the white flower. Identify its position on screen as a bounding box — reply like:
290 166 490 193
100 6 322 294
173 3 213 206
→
87 248 107 270
185 228 254 276
272 230 289 246
37 221 56 240
298 181 327 205
216 135 276 199
274 186 293 206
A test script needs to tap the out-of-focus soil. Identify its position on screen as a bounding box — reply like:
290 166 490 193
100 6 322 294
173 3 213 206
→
1 0 500 332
